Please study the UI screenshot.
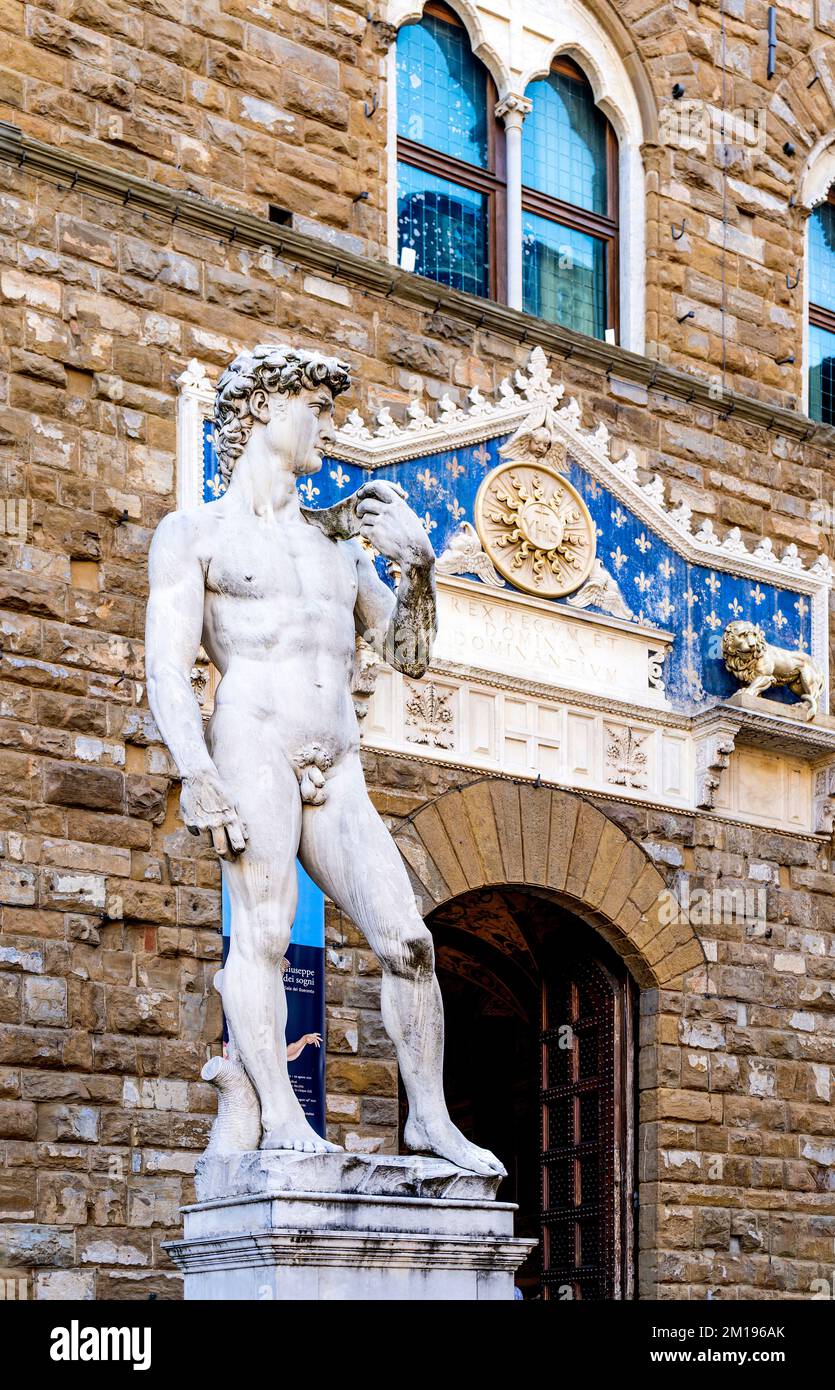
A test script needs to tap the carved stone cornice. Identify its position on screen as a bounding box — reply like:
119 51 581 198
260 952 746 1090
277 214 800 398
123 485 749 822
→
1 119 832 447
326 349 833 605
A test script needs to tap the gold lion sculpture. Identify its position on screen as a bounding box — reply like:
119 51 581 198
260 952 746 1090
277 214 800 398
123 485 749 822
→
721 620 824 721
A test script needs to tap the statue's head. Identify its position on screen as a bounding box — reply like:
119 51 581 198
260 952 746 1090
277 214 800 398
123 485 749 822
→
214 344 352 484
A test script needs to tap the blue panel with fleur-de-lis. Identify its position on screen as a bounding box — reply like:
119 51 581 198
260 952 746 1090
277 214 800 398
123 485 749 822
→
567 466 809 710
199 421 811 715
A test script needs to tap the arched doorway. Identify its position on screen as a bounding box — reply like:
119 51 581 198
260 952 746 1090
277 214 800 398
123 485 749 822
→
393 779 704 1300
410 887 637 1300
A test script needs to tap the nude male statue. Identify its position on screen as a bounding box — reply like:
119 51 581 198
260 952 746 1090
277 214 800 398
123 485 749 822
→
145 344 504 1177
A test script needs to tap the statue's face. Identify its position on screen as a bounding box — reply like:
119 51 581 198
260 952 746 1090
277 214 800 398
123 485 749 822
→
253 384 337 476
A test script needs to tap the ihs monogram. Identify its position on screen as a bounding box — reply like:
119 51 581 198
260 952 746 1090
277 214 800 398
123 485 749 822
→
474 461 596 598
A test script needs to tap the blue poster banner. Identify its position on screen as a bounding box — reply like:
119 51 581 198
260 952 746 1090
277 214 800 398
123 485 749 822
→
221 863 327 1137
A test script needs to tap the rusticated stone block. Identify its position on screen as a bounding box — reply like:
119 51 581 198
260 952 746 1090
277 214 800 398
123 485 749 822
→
0 1100 37 1139
43 761 123 812
124 775 168 822
104 988 179 1037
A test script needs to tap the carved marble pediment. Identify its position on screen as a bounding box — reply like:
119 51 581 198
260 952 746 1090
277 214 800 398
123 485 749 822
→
178 345 832 727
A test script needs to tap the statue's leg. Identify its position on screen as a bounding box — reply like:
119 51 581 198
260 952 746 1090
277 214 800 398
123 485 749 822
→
299 754 505 1177
211 711 339 1153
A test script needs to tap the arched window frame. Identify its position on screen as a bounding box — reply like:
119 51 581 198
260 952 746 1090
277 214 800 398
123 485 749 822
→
801 138 835 423
386 1 647 354
521 55 620 342
393 1 507 302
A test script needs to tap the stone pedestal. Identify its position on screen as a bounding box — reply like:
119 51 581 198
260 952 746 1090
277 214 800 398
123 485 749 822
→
164 1151 535 1301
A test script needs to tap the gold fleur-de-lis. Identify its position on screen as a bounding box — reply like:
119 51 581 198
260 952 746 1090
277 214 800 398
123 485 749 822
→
447 498 465 521
611 506 627 527
299 478 319 502
749 584 765 605
634 570 653 594
705 610 722 629
774 609 787 630
684 587 699 607
610 545 628 571
472 444 490 468
329 464 350 490
795 596 809 620
417 468 438 490
657 595 675 621
447 456 465 479
659 557 675 580
705 571 721 596
728 597 743 618
635 531 652 554
420 511 437 533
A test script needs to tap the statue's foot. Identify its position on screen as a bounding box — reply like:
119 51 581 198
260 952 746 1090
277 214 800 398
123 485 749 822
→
404 1114 507 1178
261 1120 342 1154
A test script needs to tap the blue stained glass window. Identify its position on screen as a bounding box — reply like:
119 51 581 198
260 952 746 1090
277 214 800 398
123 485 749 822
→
396 12 488 168
810 323 835 426
522 68 609 215
398 161 489 297
810 202 835 315
522 213 606 339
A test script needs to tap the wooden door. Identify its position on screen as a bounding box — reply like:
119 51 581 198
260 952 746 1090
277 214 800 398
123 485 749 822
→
540 952 636 1299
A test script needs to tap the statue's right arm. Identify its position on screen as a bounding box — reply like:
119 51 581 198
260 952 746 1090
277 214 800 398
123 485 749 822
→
145 513 247 858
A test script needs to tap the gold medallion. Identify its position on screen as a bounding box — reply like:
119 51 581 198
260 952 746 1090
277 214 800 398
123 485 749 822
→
474 460 596 598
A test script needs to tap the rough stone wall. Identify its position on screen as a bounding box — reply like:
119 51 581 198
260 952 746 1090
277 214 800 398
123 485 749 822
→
605 798 835 1300
0 0 389 255
2 2 835 405
0 1 834 1300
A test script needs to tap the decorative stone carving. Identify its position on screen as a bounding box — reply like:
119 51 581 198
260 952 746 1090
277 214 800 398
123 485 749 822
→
813 765 835 834
722 620 825 721
604 724 649 789
566 557 634 619
436 521 506 587
497 401 568 473
405 680 455 748
694 719 739 809
474 459 596 597
351 638 384 728
190 661 210 707
180 347 835 601
647 646 666 694
147 343 504 1179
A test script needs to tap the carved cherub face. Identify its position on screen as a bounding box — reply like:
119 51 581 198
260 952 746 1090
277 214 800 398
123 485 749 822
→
249 384 337 477
527 426 554 458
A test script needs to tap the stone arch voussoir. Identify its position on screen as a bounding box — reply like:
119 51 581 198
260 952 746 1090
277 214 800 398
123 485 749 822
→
393 779 704 990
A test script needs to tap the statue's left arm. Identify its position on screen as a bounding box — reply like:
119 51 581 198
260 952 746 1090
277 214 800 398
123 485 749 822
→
352 481 437 679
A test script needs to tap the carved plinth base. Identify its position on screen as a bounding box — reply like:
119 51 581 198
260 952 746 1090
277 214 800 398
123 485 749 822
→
164 1151 535 1301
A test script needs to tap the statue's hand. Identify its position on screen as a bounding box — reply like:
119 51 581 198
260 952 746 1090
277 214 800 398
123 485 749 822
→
355 481 434 571
180 769 248 859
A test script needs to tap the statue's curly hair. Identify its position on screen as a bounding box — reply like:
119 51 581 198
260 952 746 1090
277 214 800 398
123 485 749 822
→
214 344 351 483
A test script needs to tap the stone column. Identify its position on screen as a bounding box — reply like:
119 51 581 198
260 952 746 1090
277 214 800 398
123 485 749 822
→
496 94 533 312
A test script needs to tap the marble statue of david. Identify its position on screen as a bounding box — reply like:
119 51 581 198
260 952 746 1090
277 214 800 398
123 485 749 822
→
145 345 504 1177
